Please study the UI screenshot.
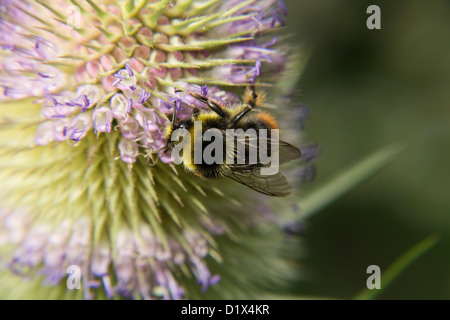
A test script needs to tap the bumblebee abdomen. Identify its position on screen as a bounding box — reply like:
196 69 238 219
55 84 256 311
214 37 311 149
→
186 163 230 179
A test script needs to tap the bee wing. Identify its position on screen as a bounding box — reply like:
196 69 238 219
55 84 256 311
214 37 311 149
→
226 169 292 197
277 140 302 165
219 130 299 196
225 134 302 166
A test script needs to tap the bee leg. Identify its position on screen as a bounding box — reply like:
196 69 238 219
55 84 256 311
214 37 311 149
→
171 99 178 129
229 105 252 128
205 100 226 118
152 139 170 153
244 85 261 108
175 88 226 117
185 91 227 118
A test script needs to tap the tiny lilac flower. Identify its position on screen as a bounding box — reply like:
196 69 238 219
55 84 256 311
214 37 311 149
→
110 93 130 120
53 118 71 142
138 89 152 106
120 117 140 141
113 68 137 93
118 138 139 164
134 109 160 133
69 113 93 141
201 85 208 96
93 107 113 134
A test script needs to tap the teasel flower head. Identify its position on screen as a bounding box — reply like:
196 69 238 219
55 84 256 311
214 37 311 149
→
0 0 308 299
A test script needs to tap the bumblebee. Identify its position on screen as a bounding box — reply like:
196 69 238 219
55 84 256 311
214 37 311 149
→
163 86 301 197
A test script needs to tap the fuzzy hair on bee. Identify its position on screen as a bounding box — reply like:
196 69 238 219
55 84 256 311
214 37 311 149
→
163 86 301 197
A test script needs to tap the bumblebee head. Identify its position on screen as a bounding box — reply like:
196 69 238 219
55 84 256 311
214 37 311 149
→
164 123 174 142
175 123 186 130
165 120 189 142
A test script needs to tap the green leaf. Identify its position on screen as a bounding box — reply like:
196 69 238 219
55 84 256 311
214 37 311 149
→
300 144 405 219
354 235 439 300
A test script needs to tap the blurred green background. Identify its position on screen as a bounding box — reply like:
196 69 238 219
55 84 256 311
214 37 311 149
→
285 0 450 299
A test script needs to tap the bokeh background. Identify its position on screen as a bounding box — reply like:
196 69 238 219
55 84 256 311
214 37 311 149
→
285 0 450 299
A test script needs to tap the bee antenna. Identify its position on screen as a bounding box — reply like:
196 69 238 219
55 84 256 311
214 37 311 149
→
250 85 257 99
244 85 260 109
171 108 177 129
171 98 178 129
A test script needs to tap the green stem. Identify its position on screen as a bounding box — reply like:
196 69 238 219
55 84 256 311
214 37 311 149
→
354 235 439 300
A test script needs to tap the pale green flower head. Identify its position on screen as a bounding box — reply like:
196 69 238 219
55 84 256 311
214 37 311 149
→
0 0 310 299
